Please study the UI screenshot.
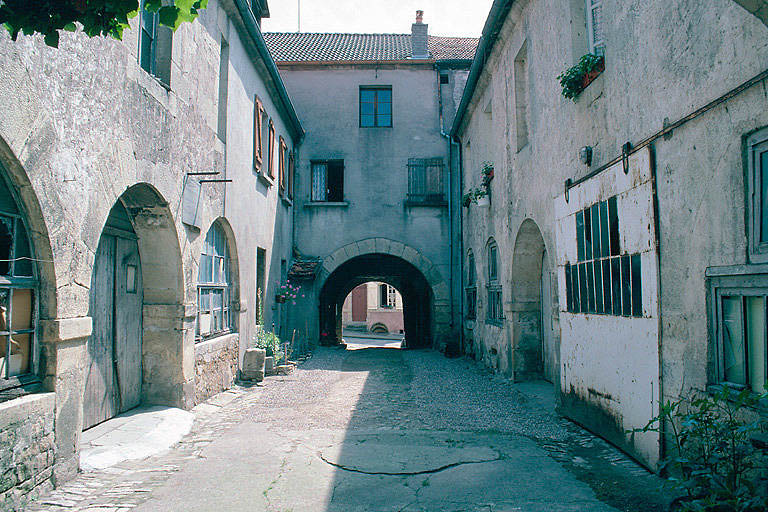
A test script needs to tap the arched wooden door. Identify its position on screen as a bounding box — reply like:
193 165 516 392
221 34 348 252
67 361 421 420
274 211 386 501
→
83 202 143 429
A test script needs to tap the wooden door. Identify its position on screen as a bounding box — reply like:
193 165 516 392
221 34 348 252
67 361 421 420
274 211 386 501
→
83 233 142 430
541 250 557 383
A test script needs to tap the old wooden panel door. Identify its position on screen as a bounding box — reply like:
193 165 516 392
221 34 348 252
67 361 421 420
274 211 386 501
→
83 233 142 429
541 250 557 383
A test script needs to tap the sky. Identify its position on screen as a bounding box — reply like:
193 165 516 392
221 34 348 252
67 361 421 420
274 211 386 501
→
261 0 495 37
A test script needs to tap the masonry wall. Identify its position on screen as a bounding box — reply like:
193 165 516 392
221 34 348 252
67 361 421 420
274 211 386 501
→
457 0 768 468
280 64 459 347
0 0 298 501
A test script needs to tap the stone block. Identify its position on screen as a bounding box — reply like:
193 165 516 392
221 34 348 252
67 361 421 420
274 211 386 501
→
241 348 266 381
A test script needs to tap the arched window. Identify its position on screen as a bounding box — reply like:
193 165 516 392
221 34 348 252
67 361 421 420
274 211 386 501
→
466 250 477 319
0 173 37 382
197 222 232 340
486 239 503 323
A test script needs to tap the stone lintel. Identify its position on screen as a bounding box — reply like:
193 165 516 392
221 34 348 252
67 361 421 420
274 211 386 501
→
40 316 92 343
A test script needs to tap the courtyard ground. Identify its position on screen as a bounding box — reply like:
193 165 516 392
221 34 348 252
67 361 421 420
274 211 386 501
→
28 343 670 511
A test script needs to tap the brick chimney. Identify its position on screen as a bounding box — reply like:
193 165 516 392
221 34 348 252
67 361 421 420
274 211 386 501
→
411 10 429 59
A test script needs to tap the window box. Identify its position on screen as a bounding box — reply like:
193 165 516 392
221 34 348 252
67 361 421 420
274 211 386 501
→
557 54 604 101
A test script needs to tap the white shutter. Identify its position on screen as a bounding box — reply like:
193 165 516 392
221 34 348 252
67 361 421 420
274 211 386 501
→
586 0 604 55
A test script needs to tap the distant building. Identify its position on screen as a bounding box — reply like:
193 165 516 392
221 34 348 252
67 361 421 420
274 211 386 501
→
342 282 404 334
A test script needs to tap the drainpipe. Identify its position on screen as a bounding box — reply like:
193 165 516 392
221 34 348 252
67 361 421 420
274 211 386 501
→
437 66 455 349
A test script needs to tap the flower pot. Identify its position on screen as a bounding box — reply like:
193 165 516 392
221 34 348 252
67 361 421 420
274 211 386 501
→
241 348 266 381
476 195 490 207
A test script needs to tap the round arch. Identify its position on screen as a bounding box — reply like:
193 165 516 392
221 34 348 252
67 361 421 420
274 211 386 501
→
317 239 448 349
509 218 555 381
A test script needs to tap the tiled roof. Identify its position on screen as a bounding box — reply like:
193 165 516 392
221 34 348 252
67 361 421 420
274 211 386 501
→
263 32 478 62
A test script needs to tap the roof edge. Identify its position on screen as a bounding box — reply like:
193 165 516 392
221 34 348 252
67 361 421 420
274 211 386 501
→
450 0 516 138
232 0 304 141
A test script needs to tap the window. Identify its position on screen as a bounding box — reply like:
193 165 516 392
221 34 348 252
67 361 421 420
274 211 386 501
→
708 271 768 394
288 151 295 200
217 38 229 142
564 195 643 317
138 1 172 86
279 137 288 194
267 120 275 179
439 72 449 85
197 222 232 340
466 251 477 320
407 158 445 203
255 247 266 323
748 128 768 263
0 173 37 386
311 160 344 202
487 240 503 323
514 41 529 151
360 86 392 127
253 96 264 170
586 0 604 55
379 284 396 308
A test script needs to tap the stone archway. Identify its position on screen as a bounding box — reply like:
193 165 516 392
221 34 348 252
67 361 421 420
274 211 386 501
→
510 219 553 381
107 184 188 409
317 238 448 349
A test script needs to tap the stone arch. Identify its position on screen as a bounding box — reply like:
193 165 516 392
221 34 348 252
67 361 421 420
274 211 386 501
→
108 183 188 408
509 218 548 381
317 238 448 349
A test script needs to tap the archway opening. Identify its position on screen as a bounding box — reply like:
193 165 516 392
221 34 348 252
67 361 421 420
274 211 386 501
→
319 254 433 349
510 219 556 382
341 281 405 349
84 183 185 429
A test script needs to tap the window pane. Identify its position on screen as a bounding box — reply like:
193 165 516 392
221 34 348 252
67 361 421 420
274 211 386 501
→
311 163 327 201
11 289 33 331
611 257 621 315
602 259 612 313
584 207 593 261
14 220 33 277
360 102 374 116
760 150 768 243
361 114 375 127
722 296 746 385
376 114 391 127
745 296 766 393
578 263 588 314
378 102 392 115
576 211 585 262
328 162 344 202
0 216 12 276
360 89 375 103
199 254 212 283
608 196 620 256
591 204 600 259
377 89 391 103
594 260 603 314
6 333 30 376
565 263 573 312
631 253 642 317
571 262 580 312
621 254 631 316
587 261 595 313
599 201 609 258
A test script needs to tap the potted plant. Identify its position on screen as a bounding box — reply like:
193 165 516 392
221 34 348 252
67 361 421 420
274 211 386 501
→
481 161 494 187
462 192 474 208
557 53 605 101
475 188 490 207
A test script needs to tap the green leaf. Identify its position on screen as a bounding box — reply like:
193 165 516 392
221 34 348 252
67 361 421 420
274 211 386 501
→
157 5 180 28
63 22 77 32
43 30 59 47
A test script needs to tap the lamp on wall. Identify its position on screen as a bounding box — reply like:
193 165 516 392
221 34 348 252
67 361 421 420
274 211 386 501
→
579 146 593 166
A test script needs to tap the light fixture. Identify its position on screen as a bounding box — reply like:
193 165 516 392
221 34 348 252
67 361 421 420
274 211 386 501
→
579 146 593 166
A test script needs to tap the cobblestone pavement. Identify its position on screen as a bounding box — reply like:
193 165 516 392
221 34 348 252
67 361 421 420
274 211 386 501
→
27 347 669 512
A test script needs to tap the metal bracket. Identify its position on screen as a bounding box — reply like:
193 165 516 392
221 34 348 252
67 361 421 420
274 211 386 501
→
564 178 572 203
621 142 632 174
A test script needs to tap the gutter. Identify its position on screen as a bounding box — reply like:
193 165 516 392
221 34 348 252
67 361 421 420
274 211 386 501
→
450 0 516 137
232 0 305 142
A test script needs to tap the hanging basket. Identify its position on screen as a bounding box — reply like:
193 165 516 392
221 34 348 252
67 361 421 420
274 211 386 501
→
476 195 490 207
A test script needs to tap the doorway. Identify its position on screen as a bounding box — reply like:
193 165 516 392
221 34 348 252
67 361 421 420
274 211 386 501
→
83 201 143 429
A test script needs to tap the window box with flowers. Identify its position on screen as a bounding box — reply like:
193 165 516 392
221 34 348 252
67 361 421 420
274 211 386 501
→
557 54 605 101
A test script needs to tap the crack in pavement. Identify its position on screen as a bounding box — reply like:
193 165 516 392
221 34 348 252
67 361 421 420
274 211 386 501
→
317 451 503 476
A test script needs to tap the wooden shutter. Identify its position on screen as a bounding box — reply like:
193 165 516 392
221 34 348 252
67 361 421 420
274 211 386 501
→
268 120 275 178
253 96 263 170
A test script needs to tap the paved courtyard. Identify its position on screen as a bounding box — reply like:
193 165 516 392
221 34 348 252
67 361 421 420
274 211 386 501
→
28 345 669 511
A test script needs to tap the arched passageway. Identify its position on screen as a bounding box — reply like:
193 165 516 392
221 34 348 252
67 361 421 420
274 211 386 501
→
84 184 185 428
319 254 434 348
510 219 557 381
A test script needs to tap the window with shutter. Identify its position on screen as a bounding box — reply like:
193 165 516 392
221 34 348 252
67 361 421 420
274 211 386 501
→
311 160 344 202
586 0 605 55
253 96 263 170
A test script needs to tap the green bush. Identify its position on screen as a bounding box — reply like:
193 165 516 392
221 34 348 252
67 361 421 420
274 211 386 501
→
633 386 768 511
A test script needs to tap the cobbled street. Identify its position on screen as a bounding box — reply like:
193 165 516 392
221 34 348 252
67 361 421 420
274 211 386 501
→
28 345 668 512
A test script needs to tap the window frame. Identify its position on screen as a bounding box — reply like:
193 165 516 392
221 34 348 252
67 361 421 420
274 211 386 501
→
267 119 276 179
586 0 605 56
0 176 39 391
466 250 477 320
707 268 768 395
748 128 768 263
139 3 158 76
288 151 295 200
196 222 233 342
310 159 344 202
278 136 287 194
253 95 264 171
359 86 393 128
486 240 503 325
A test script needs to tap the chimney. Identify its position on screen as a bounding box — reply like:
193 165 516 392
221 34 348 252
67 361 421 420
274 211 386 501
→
411 10 429 59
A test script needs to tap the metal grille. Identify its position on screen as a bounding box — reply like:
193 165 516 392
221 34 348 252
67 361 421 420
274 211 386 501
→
407 158 445 203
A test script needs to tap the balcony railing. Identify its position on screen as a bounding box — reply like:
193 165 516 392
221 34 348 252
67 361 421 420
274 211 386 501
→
407 158 446 205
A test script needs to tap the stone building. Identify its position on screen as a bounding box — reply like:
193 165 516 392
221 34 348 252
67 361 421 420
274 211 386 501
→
264 14 476 350
0 0 302 508
452 0 768 468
